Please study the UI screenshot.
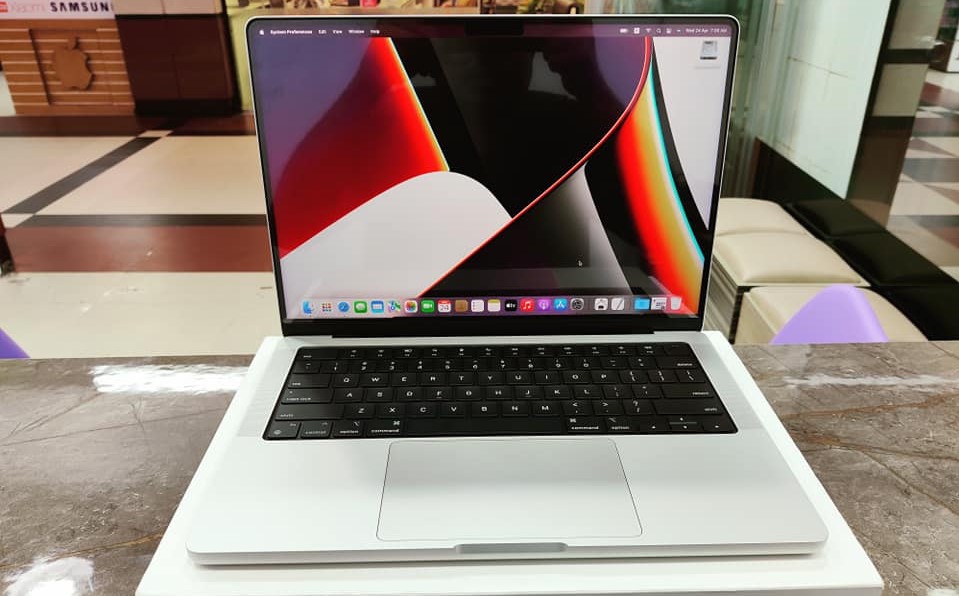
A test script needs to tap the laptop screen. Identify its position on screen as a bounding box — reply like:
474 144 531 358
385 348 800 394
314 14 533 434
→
248 17 735 324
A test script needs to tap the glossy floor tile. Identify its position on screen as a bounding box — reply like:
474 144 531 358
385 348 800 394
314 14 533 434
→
0 272 280 358
890 181 959 215
1 214 32 228
0 137 133 212
5 225 272 272
39 137 265 215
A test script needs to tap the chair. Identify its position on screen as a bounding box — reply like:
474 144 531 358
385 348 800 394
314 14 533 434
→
771 285 888 345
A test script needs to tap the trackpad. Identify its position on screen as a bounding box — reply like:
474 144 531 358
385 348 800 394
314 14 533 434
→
377 439 642 541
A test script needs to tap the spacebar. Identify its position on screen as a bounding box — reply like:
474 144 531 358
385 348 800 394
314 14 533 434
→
407 417 564 437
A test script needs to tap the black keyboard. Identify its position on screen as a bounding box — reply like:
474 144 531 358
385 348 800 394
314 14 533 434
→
263 343 737 440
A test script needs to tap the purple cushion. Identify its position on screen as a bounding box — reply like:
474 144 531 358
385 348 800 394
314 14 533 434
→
771 285 888 345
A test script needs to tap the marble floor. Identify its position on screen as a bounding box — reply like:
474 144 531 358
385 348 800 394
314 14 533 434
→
2 72 959 358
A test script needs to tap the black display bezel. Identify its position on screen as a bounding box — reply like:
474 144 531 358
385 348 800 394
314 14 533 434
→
246 14 739 338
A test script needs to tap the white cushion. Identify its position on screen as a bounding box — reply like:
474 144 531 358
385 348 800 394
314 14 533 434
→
715 198 808 236
714 232 866 285
736 286 926 344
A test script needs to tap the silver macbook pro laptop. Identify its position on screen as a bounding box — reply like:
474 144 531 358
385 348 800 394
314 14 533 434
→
185 14 827 565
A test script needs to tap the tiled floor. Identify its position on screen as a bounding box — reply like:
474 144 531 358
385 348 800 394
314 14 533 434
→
3 71 959 357
0 116 274 357
889 72 959 279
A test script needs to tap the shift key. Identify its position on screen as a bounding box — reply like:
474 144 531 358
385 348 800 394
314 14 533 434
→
275 404 344 420
653 399 724 415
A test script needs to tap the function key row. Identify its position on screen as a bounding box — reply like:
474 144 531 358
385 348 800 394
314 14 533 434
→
298 343 693 361
292 356 701 375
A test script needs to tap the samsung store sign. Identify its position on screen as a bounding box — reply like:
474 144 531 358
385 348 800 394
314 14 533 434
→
0 1 114 18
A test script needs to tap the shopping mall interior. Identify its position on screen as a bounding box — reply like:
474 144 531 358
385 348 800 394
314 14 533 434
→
1 0 958 357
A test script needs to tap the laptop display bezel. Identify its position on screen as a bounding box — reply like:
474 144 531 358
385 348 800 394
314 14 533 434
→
246 14 739 338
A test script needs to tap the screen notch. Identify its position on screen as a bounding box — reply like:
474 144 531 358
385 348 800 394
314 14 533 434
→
464 21 524 36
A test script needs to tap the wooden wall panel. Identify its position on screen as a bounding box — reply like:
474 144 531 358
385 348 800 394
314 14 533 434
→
0 19 134 115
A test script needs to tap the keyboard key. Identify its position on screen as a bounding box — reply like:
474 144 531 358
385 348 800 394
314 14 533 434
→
392 373 417 386
507 371 532 384
345 404 374 419
628 356 654 369
456 386 482 401
562 400 592 415
332 420 364 438
590 370 617 384
367 419 404 437
601 357 626 369
338 348 365 359
360 373 389 387
450 372 476 385
365 388 393 402
441 402 467 417
635 417 668 433
472 402 498 417
503 401 529 416
664 343 692 355
532 401 560 416
545 385 571 399
275 404 344 420
292 361 322 374
593 400 624 415
515 386 543 399
666 415 702 432
702 415 736 433
299 420 332 439
564 371 589 384
604 416 634 433
407 417 563 437
378 403 405 418
397 387 423 401
631 384 663 398
623 399 654 415
655 356 698 369
647 370 677 384
534 371 562 384
479 372 505 385
332 374 359 388
281 388 333 404
677 369 706 383
572 385 602 399
426 387 453 400
602 384 630 398
409 402 436 417
334 389 363 403
485 386 511 399
287 374 332 389
653 399 724 416
266 421 299 439
662 383 715 398
319 361 349 373
566 416 604 433
298 347 337 360
619 370 648 384
421 372 447 386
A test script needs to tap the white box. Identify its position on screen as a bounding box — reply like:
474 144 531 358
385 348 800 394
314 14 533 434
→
137 333 882 596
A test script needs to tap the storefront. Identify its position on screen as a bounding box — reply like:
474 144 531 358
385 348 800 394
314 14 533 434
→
0 1 136 114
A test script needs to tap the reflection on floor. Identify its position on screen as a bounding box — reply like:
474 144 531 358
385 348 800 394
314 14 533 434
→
892 70 959 283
